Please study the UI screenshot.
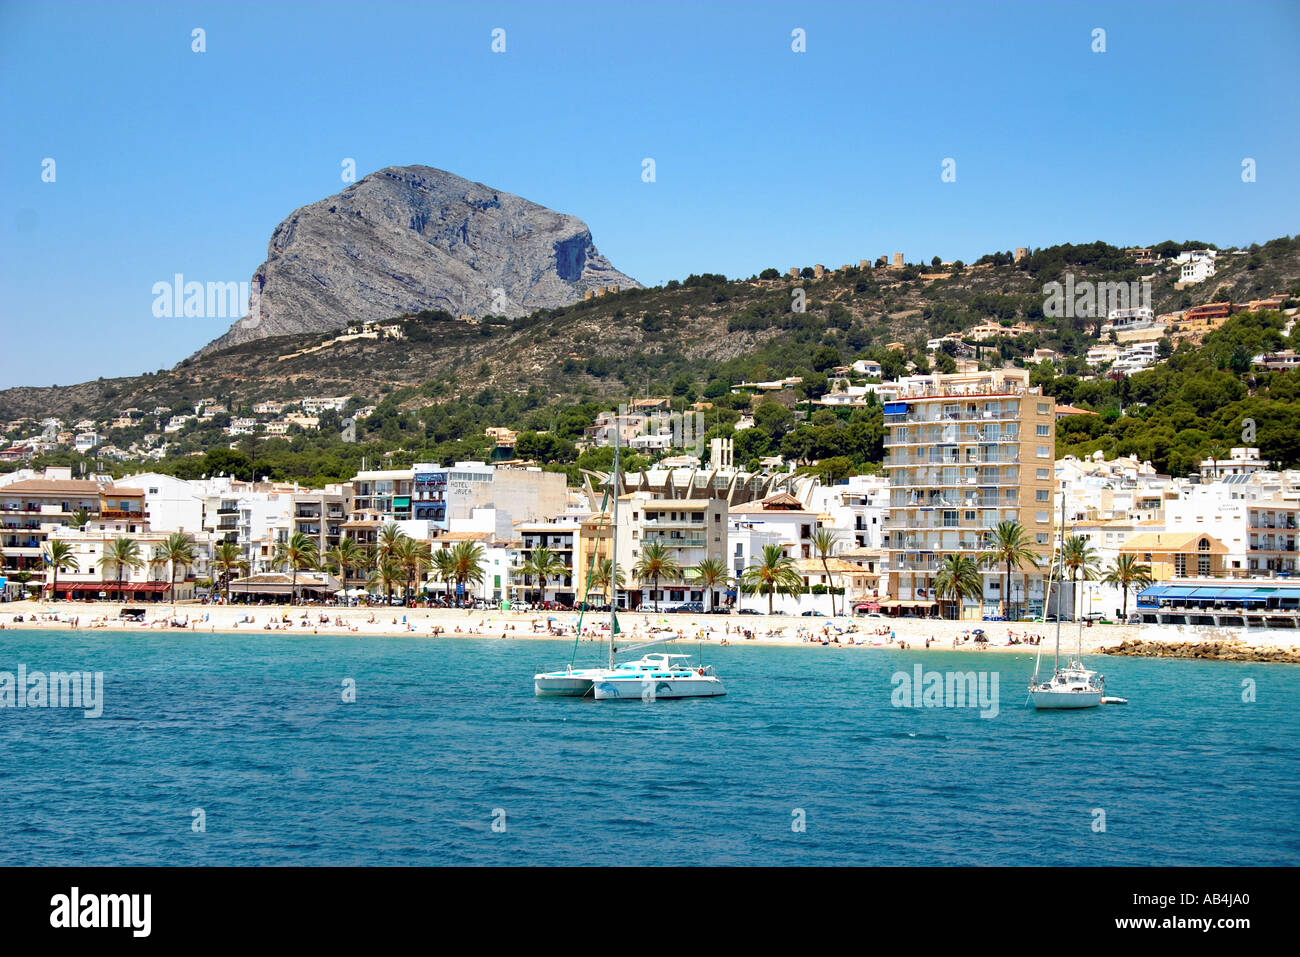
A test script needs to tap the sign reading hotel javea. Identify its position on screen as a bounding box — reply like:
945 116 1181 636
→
151 274 250 319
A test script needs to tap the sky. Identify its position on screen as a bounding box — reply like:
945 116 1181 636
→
2 0 1298 388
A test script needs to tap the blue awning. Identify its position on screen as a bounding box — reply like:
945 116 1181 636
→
883 402 909 415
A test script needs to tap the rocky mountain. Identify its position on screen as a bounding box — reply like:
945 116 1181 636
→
197 165 639 355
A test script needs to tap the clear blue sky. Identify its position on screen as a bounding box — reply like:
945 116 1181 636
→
2 0 1298 388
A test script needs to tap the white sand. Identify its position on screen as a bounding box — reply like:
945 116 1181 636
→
3 599 1298 656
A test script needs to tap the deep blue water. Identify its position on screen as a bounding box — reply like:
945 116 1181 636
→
1 630 1297 866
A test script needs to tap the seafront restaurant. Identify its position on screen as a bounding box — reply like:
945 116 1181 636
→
226 571 343 603
1135 580 1300 627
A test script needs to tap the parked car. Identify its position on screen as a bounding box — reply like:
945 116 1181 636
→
736 608 762 615
801 610 826 617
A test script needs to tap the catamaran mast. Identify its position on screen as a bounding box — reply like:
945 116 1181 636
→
608 421 621 671
1055 492 1065 674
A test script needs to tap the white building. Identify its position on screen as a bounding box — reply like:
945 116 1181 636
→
1086 342 1120 367
1113 341 1159 374
1200 447 1270 479
1179 259 1216 284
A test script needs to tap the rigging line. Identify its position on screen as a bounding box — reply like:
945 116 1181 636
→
569 475 613 666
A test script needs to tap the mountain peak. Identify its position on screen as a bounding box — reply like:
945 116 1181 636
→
197 165 639 355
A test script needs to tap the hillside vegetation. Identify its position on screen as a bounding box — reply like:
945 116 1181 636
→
3 236 1299 486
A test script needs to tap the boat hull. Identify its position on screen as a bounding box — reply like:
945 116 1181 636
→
592 676 726 700
1030 689 1102 709
533 671 599 696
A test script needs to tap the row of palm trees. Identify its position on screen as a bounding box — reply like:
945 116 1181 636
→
39 518 1154 619
563 541 821 617
43 532 199 607
928 520 1154 621
233 525 491 605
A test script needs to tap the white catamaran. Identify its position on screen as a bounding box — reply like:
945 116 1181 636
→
1029 495 1105 709
532 426 726 700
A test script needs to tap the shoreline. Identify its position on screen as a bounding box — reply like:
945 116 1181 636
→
2 600 1298 662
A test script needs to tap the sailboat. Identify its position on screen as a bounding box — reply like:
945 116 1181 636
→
532 424 725 700
1029 495 1104 709
534 427 627 696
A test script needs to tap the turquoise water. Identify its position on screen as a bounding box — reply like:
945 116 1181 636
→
1 630 1297 866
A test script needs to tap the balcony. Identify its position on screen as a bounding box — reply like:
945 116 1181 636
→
644 536 706 548
100 509 144 521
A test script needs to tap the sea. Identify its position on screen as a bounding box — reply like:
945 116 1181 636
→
1 630 1296 866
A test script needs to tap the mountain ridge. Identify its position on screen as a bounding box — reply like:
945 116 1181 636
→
196 164 640 355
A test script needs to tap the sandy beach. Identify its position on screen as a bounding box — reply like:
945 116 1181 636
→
3 599 1299 658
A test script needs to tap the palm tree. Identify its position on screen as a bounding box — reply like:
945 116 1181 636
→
810 528 842 616
933 554 984 620
160 531 198 610
431 548 456 604
376 523 407 566
587 558 625 607
210 541 249 604
449 540 486 605
43 539 78 601
980 520 1038 620
69 508 92 530
1102 554 1153 620
373 524 408 604
633 541 682 612
688 557 730 613
1057 535 1101 620
272 531 319 606
393 536 431 606
367 560 405 604
103 536 145 603
323 537 364 597
739 544 803 616
521 545 566 605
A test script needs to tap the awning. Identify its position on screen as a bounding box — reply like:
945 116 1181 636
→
883 402 909 415
48 582 170 593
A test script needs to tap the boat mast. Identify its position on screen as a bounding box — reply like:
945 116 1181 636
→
1055 491 1064 674
608 420 621 671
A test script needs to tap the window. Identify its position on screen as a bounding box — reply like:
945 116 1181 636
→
1036 489 1050 502
1036 468 1050 480
1036 533 1049 544
1037 403 1051 414
1036 424 1050 437
1036 511 1049 523
1036 446 1050 458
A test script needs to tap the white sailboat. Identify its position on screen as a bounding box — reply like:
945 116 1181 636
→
591 653 725 700
533 426 726 701
534 426 627 697
1029 495 1104 709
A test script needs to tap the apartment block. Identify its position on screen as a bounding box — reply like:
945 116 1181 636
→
881 368 1055 618
0 469 146 585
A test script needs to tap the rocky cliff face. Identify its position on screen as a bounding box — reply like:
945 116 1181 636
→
198 165 639 355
